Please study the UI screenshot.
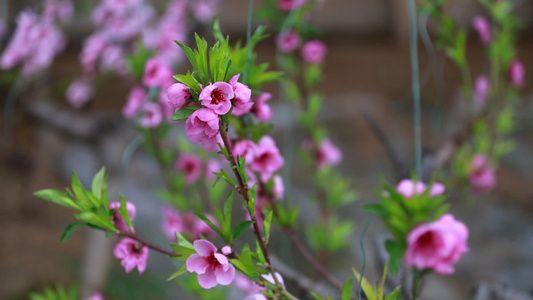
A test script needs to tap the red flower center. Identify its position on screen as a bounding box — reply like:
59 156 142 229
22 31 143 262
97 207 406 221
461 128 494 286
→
210 88 225 105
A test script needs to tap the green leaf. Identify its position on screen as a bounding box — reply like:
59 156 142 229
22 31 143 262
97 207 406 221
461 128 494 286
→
385 240 406 275
75 212 113 230
263 211 273 240
310 292 326 300
91 167 107 204
353 268 377 300
167 264 188 281
195 212 223 237
211 18 225 42
71 172 98 208
384 287 402 300
233 221 253 240
60 223 86 242
341 278 353 300
34 189 81 211
172 106 200 121
119 195 133 229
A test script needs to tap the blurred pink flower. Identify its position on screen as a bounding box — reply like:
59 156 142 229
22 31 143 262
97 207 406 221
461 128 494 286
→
278 0 307 11
176 153 203 184
276 31 300 53
122 86 146 119
302 40 327 64
233 140 257 163
185 108 221 151
66 79 94 108
44 0 74 23
83 292 104 300
100 45 127 74
143 57 173 88
509 59 524 88
316 139 342 168
249 136 284 182
469 154 496 195
396 179 445 198
167 83 190 111
113 238 149 274
140 102 163 128
473 76 490 106
109 201 136 232
405 214 469 274
193 0 220 23
162 206 217 241
186 240 235 289
273 175 284 200
1 11 37 69
80 34 108 74
473 16 491 45
253 93 273 121
199 82 235 115
205 159 221 181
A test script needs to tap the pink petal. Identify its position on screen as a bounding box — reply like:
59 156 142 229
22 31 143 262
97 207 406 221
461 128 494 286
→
215 263 235 285
186 254 208 274
198 269 218 289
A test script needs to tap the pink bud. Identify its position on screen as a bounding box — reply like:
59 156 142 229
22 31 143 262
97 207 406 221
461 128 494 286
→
509 59 525 88
473 16 491 45
167 83 190 111
221 245 232 255
276 31 300 53
302 40 327 64
66 79 94 108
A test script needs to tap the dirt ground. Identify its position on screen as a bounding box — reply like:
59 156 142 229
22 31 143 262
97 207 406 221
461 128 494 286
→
1 33 532 299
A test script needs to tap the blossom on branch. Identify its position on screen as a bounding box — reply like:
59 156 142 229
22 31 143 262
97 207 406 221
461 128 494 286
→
405 214 469 275
113 238 149 274
186 240 235 289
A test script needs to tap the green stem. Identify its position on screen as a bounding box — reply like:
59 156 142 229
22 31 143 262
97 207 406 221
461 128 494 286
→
411 270 425 300
408 0 422 179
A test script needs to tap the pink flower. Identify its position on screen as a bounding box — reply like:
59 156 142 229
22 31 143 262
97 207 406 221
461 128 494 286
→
80 34 108 74
193 0 220 23
205 159 221 181
509 59 524 88
100 45 127 74
221 245 232 255
249 136 284 182
276 31 300 53
302 40 327 64
473 16 491 45
273 175 284 200
140 102 163 128
176 153 202 184
113 238 149 274
122 86 146 119
229 74 253 116
1 11 37 70
44 0 74 24
199 82 235 115
469 154 496 194
316 139 342 168
186 240 236 289
473 76 490 106
83 292 103 300
167 83 190 111
109 201 136 232
143 57 173 88
185 108 221 151
66 79 94 108
253 93 272 121
405 214 469 275
396 179 445 198
233 140 257 163
161 206 216 241
278 0 307 11
237 273 285 300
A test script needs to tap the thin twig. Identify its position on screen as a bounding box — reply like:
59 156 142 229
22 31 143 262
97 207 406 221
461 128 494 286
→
118 230 179 258
218 121 282 289
363 113 407 180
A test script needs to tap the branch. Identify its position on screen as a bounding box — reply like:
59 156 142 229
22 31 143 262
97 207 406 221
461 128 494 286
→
118 231 179 258
363 112 408 181
218 121 282 289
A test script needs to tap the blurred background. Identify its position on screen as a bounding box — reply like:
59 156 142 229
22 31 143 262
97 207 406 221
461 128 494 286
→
0 0 532 299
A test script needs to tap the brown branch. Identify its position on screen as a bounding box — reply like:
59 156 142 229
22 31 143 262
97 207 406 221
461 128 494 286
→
363 112 408 181
118 230 179 258
286 230 344 290
217 121 282 288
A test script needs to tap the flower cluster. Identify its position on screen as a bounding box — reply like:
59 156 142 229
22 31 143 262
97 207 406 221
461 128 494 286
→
161 206 216 240
175 153 221 184
1 7 68 76
469 154 496 195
